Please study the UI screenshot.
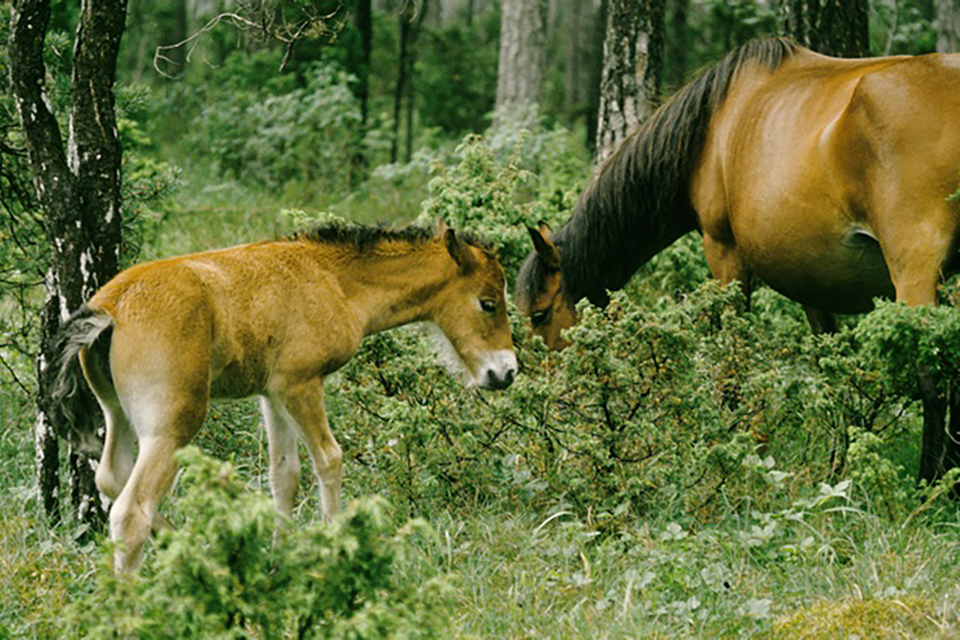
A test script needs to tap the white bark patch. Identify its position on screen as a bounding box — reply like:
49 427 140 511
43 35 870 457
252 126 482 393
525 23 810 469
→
67 120 79 174
79 249 94 286
35 412 50 471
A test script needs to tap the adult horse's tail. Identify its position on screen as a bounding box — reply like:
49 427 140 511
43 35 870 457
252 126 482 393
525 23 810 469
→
49 306 114 454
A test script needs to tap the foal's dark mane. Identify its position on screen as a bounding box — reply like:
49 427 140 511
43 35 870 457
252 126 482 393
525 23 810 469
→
289 224 493 254
518 37 800 308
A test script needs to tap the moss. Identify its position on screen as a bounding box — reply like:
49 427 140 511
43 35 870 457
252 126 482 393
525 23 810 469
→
772 596 938 639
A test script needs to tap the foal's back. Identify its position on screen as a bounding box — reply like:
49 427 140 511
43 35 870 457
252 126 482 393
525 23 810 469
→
89 240 358 401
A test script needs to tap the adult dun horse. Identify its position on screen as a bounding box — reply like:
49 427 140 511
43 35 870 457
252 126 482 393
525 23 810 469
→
54 222 517 572
516 38 960 485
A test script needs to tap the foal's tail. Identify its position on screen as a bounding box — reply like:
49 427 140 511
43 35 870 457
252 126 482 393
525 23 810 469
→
49 305 115 454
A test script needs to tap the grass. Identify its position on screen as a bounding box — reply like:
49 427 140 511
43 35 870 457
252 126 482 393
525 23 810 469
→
3 161 960 639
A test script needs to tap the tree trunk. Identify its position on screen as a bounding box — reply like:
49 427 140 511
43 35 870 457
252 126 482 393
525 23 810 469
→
665 0 689 87
351 0 373 176
585 0 607 156
493 0 547 128
390 0 427 163
11 0 127 529
594 0 664 166
780 0 870 57
938 0 960 52
355 0 373 127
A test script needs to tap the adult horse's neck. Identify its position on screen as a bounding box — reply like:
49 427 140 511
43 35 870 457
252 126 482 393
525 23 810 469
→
553 38 799 307
553 151 698 307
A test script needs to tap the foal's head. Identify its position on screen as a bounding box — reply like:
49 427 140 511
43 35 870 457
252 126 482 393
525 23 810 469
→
515 224 577 350
430 228 517 390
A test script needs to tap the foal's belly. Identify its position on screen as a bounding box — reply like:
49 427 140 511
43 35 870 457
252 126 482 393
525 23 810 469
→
745 227 896 314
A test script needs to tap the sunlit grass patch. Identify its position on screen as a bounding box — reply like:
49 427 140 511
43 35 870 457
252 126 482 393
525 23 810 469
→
772 596 939 639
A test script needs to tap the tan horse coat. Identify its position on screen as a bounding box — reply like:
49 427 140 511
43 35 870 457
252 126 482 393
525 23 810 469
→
56 225 516 571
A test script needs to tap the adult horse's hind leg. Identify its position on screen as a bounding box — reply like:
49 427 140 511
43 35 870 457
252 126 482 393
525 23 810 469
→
260 396 302 517
802 308 838 335
272 378 343 522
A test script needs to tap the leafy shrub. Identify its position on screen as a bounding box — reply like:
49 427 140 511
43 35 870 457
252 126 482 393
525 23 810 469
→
414 133 582 282
184 57 362 200
64 447 452 639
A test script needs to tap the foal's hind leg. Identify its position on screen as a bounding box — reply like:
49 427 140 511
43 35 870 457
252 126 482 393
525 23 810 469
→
108 396 207 572
270 378 342 522
260 396 302 517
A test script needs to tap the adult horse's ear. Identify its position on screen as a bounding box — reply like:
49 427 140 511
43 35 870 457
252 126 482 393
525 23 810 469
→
527 225 561 271
445 228 478 272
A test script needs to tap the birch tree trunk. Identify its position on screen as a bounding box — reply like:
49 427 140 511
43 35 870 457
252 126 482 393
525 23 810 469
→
594 0 664 166
10 0 127 528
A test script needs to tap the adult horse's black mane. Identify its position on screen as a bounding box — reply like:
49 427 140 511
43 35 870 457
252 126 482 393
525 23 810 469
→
517 37 800 308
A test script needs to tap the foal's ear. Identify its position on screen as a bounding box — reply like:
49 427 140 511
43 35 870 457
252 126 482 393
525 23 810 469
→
527 225 561 271
445 228 478 272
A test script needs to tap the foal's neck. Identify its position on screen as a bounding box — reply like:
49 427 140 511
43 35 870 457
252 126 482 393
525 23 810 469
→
332 242 455 336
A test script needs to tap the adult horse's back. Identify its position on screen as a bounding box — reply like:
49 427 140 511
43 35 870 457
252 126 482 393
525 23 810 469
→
516 38 960 479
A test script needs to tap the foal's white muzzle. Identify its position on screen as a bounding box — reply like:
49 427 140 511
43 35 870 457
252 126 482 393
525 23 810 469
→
425 323 518 390
474 349 518 390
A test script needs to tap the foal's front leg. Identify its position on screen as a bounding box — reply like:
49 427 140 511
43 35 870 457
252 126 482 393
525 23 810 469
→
270 378 343 522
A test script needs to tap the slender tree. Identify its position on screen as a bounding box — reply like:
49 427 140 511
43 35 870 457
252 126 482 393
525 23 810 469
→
390 0 428 163
493 0 547 128
10 0 128 527
938 0 960 51
594 0 664 165
780 0 870 57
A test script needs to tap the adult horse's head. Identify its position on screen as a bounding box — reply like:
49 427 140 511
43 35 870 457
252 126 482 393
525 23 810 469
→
429 224 517 389
515 223 577 350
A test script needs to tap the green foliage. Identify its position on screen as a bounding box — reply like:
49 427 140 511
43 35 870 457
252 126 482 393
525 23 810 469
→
416 17 500 135
64 447 452 639
414 133 584 282
182 56 362 201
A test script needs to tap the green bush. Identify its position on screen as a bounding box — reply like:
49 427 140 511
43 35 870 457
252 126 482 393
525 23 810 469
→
64 448 452 639
182 56 362 200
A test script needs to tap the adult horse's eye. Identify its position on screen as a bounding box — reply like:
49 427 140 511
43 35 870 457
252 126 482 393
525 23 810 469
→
480 299 498 313
531 309 551 327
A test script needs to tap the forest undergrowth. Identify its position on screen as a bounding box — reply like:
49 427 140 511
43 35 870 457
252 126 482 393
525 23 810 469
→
3 133 960 638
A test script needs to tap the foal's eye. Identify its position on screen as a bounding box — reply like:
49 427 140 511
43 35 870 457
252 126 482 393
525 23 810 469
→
531 309 551 327
480 299 498 314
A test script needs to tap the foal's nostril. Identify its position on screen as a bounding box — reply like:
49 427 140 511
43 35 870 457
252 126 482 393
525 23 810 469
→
484 367 516 390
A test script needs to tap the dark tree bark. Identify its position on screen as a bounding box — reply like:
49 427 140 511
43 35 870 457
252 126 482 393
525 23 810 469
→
665 0 689 87
354 0 373 127
585 0 607 156
594 0 664 166
10 0 127 528
493 0 547 128
780 0 870 57
390 0 427 163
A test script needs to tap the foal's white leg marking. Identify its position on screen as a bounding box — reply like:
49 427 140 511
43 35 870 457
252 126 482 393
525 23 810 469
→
260 396 302 517
94 397 136 501
109 433 185 573
272 381 343 522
